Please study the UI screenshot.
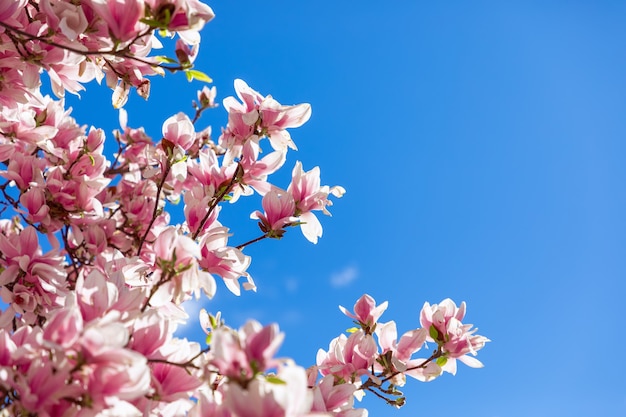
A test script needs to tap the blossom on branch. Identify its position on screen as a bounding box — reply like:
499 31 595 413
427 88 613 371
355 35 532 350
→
0 1 488 415
420 299 490 374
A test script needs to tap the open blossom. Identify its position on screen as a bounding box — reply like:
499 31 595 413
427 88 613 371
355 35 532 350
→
40 0 89 41
149 0 215 44
420 298 466 338
375 321 440 383
220 79 312 160
310 375 365 417
287 162 345 244
420 299 490 374
222 363 313 417
238 142 287 196
210 320 284 382
251 189 298 238
0 0 27 24
87 0 146 42
148 338 204 402
19 187 50 225
149 227 217 305
198 224 254 296
0 226 67 317
316 330 378 383
163 112 196 152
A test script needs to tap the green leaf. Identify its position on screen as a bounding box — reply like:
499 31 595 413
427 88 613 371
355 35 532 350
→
346 327 360 334
436 356 448 366
162 7 172 25
205 333 212 345
139 18 161 27
429 325 439 341
266 376 286 385
155 56 177 64
185 69 213 83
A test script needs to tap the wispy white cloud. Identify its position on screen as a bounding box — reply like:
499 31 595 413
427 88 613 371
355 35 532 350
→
330 265 358 288
280 309 303 325
284 278 299 293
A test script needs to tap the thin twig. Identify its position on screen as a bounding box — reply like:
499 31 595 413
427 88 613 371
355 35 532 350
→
136 161 171 256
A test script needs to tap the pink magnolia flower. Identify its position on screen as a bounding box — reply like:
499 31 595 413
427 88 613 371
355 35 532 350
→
188 389 232 417
14 358 83 415
142 0 214 44
1 151 46 191
150 227 216 305
420 299 489 374
316 331 377 383
375 322 439 383
211 320 284 382
0 105 58 151
183 185 219 235
149 339 204 402
45 49 92 98
287 162 345 244
19 187 50 225
224 78 312 148
0 226 67 313
310 375 365 416
0 283 38 317
197 85 218 109
0 0 27 25
240 321 284 373
258 95 311 151
87 0 146 42
83 346 151 404
220 79 312 160
251 189 297 239
238 142 287 196
339 294 388 332
70 222 110 257
162 112 196 152
42 303 83 348
222 363 313 417
39 0 89 41
175 39 199 67
0 329 17 366
74 268 135 323
185 148 234 201
420 299 466 339
0 57 40 108
128 310 173 358
198 224 254 296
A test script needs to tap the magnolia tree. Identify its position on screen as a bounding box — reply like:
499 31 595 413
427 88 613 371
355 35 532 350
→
0 1 489 416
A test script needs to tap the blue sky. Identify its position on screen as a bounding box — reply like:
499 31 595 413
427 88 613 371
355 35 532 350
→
62 1 626 416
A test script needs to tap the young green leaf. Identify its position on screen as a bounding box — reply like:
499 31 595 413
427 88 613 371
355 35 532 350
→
185 69 213 83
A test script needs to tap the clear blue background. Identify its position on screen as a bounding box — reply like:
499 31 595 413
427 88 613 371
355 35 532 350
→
65 1 626 416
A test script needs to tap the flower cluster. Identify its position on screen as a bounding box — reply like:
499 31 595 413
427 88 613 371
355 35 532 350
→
315 295 489 408
0 1 487 416
0 0 214 108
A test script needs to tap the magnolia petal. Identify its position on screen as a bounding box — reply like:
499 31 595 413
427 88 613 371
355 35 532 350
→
299 211 322 244
458 354 484 368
